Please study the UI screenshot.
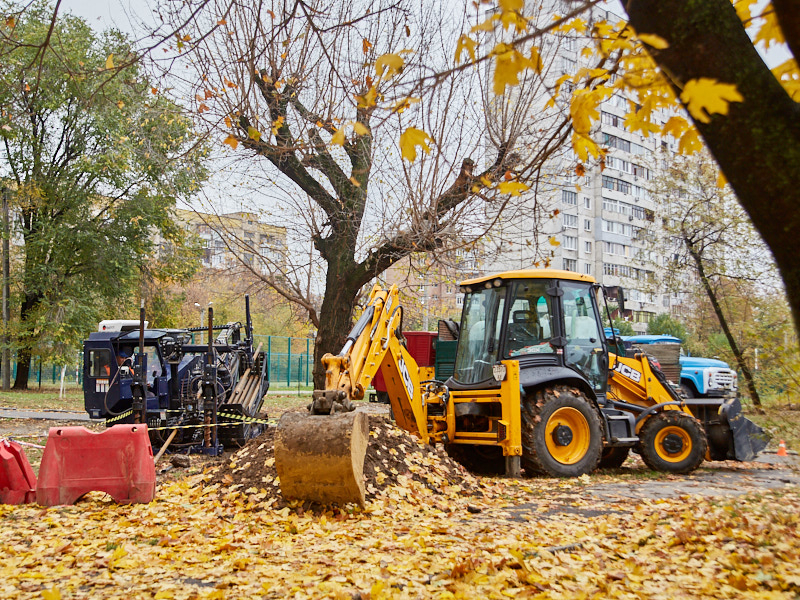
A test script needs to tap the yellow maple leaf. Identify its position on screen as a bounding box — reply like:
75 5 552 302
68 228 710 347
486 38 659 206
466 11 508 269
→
548 236 561 247
498 0 523 11
399 127 432 162
572 132 601 162
105 54 115 70
362 38 372 55
623 109 661 137
570 91 600 134
772 58 800 101
271 116 284 135
392 96 420 113
753 7 785 49
680 78 744 123
497 181 529 196
356 85 378 108
375 53 404 79
678 128 703 154
471 15 499 33
42 588 61 600
733 0 758 23
455 34 477 65
637 33 669 49
493 44 535 95
661 115 689 139
247 126 261 141
223 134 239 150
330 127 346 146
352 122 369 136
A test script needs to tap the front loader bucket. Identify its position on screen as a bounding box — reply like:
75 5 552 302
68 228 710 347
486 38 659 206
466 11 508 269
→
719 397 770 461
275 411 370 507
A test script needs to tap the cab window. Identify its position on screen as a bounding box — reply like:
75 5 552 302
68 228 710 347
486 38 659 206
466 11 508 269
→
504 280 555 357
89 349 112 378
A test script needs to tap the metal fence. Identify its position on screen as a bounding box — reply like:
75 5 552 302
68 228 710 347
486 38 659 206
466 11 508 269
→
0 335 315 389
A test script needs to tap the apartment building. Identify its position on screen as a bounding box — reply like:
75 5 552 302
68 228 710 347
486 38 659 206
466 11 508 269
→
174 209 287 273
483 4 678 332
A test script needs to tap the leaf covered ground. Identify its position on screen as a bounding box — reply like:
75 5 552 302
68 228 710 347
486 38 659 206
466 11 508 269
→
1 417 799 599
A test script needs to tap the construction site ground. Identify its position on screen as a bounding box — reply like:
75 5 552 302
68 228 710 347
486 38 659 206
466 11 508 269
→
1 395 799 598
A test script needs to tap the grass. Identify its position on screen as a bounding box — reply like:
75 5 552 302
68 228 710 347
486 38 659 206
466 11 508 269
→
748 405 800 452
0 386 84 412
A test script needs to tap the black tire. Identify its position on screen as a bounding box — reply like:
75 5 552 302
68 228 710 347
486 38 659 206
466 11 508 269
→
521 386 603 477
679 383 696 399
446 444 506 475
599 446 630 469
638 411 707 474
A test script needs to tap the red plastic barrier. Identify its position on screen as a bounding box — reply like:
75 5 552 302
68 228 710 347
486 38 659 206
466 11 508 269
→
0 440 37 504
36 425 156 506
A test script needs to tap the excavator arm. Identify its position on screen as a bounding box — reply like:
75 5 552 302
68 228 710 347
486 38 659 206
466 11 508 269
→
274 284 432 506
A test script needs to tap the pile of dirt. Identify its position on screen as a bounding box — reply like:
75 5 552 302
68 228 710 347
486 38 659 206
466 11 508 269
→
205 415 481 508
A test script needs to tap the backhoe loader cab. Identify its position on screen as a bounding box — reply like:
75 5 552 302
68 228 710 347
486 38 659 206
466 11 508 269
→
454 271 607 395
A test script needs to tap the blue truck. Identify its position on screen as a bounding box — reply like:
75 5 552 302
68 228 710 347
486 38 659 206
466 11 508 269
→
621 335 738 399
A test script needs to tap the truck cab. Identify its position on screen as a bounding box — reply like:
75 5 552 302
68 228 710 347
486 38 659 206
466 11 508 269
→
621 335 738 399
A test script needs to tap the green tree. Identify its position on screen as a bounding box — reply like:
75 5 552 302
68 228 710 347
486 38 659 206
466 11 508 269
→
647 313 687 341
0 2 207 388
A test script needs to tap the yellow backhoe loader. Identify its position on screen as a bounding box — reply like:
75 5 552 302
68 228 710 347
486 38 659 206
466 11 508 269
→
275 269 768 506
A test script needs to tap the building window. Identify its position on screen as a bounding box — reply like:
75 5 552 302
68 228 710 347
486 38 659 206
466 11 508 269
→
563 258 577 272
564 235 578 250
583 197 591 209
584 241 592 253
562 190 577 205
584 263 592 275
584 219 592 231
563 214 578 229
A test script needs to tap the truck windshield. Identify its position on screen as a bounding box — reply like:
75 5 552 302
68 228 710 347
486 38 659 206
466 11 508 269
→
453 285 506 384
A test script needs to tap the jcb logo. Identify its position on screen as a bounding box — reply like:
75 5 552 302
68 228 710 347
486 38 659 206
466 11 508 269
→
616 363 642 383
397 356 415 402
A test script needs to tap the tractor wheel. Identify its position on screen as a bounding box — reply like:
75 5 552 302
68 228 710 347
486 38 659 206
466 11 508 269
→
599 446 630 469
638 411 707 474
446 444 506 475
521 386 603 477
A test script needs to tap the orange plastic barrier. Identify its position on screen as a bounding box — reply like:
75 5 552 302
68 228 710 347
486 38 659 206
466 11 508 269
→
0 439 37 504
36 425 156 506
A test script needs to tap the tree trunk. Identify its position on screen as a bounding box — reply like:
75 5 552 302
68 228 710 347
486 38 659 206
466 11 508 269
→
12 285 43 391
626 0 800 335
12 348 31 391
687 242 762 407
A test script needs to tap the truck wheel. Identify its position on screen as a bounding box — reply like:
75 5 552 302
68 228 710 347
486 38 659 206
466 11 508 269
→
521 386 603 477
638 411 707 474
599 446 630 469
446 444 506 475
679 383 695 399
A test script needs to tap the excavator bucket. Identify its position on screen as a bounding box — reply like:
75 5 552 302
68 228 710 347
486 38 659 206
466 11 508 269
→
719 397 770 461
275 411 370 507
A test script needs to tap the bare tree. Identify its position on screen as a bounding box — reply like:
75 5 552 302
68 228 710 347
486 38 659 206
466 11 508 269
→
650 151 781 406
153 0 574 386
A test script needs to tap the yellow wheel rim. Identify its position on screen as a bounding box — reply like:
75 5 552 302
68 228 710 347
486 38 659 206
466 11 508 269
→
654 425 692 462
545 407 590 465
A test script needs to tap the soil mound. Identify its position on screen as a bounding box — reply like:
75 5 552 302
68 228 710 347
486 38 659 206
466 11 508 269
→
205 415 480 508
